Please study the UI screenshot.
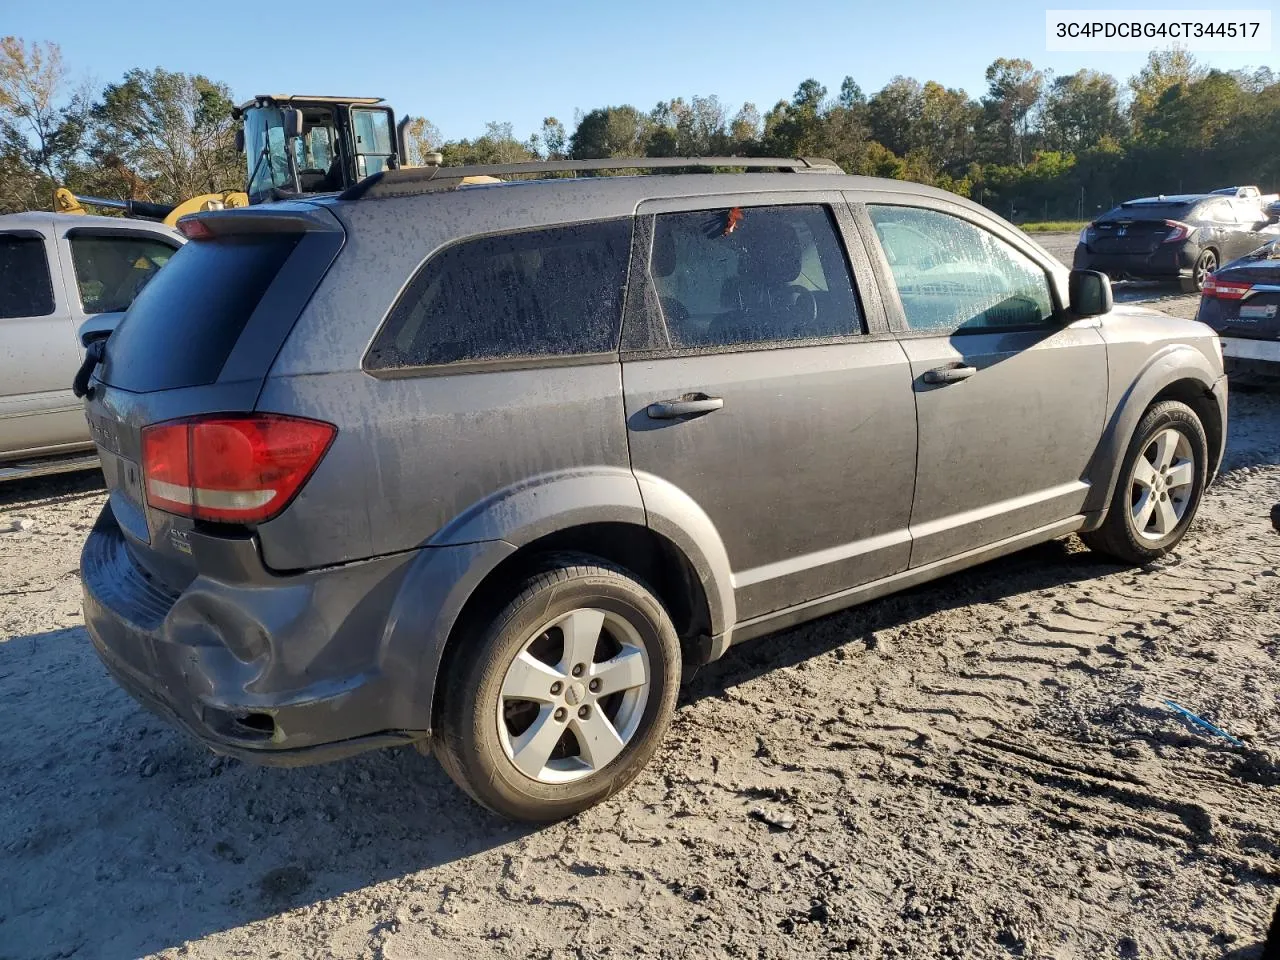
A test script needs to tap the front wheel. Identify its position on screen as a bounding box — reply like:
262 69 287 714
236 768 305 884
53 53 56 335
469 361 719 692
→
433 554 681 822
1083 400 1208 565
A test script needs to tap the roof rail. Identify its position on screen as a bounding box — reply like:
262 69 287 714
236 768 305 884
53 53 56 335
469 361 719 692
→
341 156 844 201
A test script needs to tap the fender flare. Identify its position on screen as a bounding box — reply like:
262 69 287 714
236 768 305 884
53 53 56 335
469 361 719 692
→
377 467 736 729
1083 344 1222 521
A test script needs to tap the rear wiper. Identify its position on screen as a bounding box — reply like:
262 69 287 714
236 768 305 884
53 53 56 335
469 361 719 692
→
72 339 108 399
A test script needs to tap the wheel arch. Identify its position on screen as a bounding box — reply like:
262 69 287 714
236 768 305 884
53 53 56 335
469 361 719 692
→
379 468 735 733
1082 345 1224 525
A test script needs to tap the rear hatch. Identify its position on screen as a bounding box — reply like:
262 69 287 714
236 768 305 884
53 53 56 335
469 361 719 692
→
83 204 344 592
1087 201 1195 255
1197 249 1280 340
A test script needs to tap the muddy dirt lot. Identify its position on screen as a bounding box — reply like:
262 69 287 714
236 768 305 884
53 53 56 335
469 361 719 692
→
1 268 1277 960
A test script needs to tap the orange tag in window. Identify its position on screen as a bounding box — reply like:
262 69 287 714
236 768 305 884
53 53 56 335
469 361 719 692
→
723 207 744 236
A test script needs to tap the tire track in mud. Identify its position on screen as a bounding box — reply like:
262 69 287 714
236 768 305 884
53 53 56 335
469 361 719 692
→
672 467 1280 957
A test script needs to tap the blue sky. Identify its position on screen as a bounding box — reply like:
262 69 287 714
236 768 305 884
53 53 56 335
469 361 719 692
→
8 0 1274 141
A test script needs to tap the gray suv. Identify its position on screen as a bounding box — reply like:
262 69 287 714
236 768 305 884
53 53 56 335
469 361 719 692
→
80 158 1227 822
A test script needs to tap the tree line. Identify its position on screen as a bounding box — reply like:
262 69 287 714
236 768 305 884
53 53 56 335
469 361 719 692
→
4 36 1277 223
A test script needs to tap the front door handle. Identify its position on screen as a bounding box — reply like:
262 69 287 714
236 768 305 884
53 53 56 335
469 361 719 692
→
922 365 977 385
646 394 724 419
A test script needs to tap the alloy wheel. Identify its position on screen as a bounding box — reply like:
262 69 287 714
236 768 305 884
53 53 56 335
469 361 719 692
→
1129 427 1195 541
496 607 650 784
1194 251 1217 290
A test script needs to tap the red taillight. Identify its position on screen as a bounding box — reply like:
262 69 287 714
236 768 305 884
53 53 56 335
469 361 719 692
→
142 414 336 523
1161 220 1192 244
1201 276 1253 300
176 218 215 240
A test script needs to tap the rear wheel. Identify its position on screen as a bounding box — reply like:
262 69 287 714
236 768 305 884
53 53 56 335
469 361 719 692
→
433 554 680 822
1083 400 1208 565
1183 248 1217 293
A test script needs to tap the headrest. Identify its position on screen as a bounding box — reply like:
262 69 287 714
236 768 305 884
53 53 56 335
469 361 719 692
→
652 226 677 278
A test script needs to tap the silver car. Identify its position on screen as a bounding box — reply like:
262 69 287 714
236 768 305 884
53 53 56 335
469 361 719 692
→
0 212 182 479
78 158 1226 822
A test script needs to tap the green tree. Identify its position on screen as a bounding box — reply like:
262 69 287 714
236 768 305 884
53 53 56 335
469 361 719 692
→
538 117 567 159
918 81 976 174
868 77 923 157
762 79 828 155
728 102 761 151
440 121 536 165
980 57 1045 165
569 105 650 158
0 36 89 211
1128 47 1203 132
401 116 443 165
1042 69 1124 152
90 67 239 203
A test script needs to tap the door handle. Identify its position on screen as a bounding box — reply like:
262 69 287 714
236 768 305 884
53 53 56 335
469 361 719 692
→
922 365 977 385
646 394 724 419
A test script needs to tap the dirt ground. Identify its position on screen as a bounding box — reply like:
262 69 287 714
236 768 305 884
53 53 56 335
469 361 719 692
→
1 255 1277 960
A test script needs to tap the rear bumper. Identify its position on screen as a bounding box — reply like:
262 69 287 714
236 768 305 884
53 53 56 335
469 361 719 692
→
1220 337 1280 381
1073 243 1196 280
81 504 428 766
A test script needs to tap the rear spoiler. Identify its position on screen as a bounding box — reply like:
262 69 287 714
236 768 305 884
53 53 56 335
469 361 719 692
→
176 204 344 238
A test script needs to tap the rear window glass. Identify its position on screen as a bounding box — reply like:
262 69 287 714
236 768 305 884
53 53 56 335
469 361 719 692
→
0 235 55 319
69 233 177 314
1108 202 1195 221
366 218 632 371
101 234 299 392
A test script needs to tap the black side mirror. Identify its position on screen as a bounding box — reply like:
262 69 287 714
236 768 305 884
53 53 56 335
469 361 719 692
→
283 108 304 140
1069 269 1113 317
234 129 245 154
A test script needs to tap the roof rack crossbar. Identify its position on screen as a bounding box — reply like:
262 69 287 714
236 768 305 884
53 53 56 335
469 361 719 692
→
341 156 843 201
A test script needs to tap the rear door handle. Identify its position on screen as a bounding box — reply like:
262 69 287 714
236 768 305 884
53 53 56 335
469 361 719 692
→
646 394 724 419
922 365 977 385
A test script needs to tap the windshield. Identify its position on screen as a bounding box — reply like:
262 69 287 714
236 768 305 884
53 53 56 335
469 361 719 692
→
243 106 293 198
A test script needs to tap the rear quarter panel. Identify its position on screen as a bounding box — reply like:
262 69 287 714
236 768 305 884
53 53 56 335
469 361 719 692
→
254 192 638 571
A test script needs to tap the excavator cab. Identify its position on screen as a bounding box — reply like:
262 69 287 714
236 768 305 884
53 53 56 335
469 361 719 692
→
235 95 405 202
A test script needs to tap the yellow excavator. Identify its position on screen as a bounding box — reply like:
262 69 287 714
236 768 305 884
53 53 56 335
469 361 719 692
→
55 94 471 225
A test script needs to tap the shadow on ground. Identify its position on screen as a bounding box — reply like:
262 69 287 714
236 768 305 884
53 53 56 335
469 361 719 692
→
0 467 104 509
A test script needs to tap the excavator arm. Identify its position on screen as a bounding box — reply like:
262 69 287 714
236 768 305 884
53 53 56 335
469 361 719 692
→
53 187 249 227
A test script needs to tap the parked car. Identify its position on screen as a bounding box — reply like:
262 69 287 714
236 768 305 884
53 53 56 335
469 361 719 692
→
1074 193 1280 292
1196 237 1280 377
0 212 183 480
1211 185 1263 199
79 159 1227 822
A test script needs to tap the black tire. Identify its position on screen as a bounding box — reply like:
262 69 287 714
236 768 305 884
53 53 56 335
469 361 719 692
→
433 553 680 822
1182 248 1217 293
1082 400 1208 565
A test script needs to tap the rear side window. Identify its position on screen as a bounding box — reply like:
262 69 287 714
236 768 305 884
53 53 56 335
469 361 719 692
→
69 233 177 314
0 235 55 319
367 218 632 371
650 204 861 349
101 234 300 392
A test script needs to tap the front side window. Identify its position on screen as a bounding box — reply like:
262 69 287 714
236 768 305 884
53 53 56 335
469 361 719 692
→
650 204 861 349
367 218 633 371
69 235 177 314
868 205 1055 333
0 235 54 319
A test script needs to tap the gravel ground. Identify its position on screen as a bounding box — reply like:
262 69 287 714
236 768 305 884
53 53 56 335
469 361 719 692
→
1 261 1277 960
